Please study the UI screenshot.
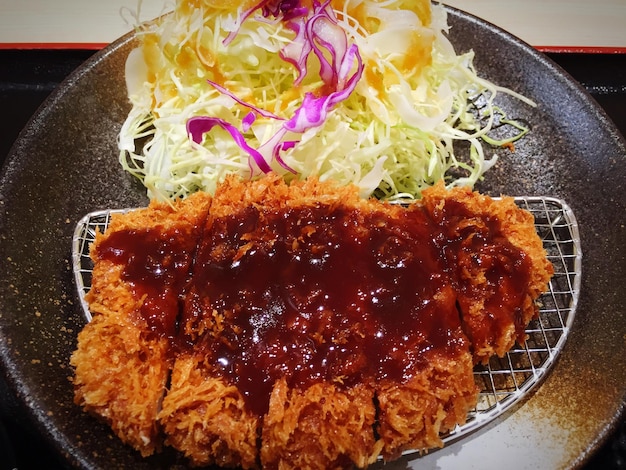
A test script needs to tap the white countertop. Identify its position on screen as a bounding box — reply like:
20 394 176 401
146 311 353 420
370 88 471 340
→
443 0 626 51
0 0 625 51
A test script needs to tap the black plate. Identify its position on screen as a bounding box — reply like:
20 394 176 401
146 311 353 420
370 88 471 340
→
1 7 625 469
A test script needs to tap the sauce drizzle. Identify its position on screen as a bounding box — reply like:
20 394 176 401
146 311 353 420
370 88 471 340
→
96 200 531 417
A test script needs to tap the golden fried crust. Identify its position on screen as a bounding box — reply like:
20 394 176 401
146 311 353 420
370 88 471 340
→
420 183 554 363
208 172 370 217
158 356 260 469
99 190 213 237
261 379 382 470
70 298 169 457
71 191 212 457
376 352 477 460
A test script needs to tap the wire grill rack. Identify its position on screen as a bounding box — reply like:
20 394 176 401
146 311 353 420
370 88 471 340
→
71 196 581 443
443 196 581 444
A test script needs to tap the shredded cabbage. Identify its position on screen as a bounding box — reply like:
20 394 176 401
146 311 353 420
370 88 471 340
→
119 0 535 201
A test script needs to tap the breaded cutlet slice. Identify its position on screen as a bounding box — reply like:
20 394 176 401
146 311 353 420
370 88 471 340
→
158 355 260 469
420 183 554 363
376 348 478 460
261 379 382 470
70 192 212 457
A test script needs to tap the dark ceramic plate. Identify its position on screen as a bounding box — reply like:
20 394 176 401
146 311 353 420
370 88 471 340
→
1 7 625 470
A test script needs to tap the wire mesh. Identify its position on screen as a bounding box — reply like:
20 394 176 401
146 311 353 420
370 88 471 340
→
71 196 581 443
442 196 581 443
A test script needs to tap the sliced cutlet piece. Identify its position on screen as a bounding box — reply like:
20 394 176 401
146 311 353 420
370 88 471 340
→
261 379 382 469
365 204 477 460
71 192 212 456
420 183 554 363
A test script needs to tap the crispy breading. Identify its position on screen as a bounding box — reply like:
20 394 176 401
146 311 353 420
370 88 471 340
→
71 296 169 456
420 183 554 362
158 355 260 469
70 192 212 457
261 378 382 469
376 353 478 460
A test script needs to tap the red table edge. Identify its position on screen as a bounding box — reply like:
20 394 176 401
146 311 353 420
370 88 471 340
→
0 42 108 50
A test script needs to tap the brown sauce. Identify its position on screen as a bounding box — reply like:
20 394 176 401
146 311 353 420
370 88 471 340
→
96 200 531 417
97 227 198 339
429 199 532 349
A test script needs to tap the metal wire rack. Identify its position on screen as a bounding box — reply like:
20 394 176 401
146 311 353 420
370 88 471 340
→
72 208 126 322
442 196 581 444
71 196 581 442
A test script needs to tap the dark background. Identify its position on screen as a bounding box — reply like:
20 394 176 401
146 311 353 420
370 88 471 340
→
0 49 625 469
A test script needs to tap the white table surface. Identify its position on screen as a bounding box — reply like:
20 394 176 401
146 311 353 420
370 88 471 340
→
0 0 625 51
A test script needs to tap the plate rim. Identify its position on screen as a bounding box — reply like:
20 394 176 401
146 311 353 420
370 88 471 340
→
0 5 624 469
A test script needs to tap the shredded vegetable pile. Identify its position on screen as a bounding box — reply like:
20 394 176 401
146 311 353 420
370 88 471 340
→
119 0 535 201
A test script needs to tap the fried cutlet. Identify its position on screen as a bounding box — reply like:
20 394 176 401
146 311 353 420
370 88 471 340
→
70 192 212 456
261 379 381 469
158 355 260 468
71 174 552 467
421 183 554 363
